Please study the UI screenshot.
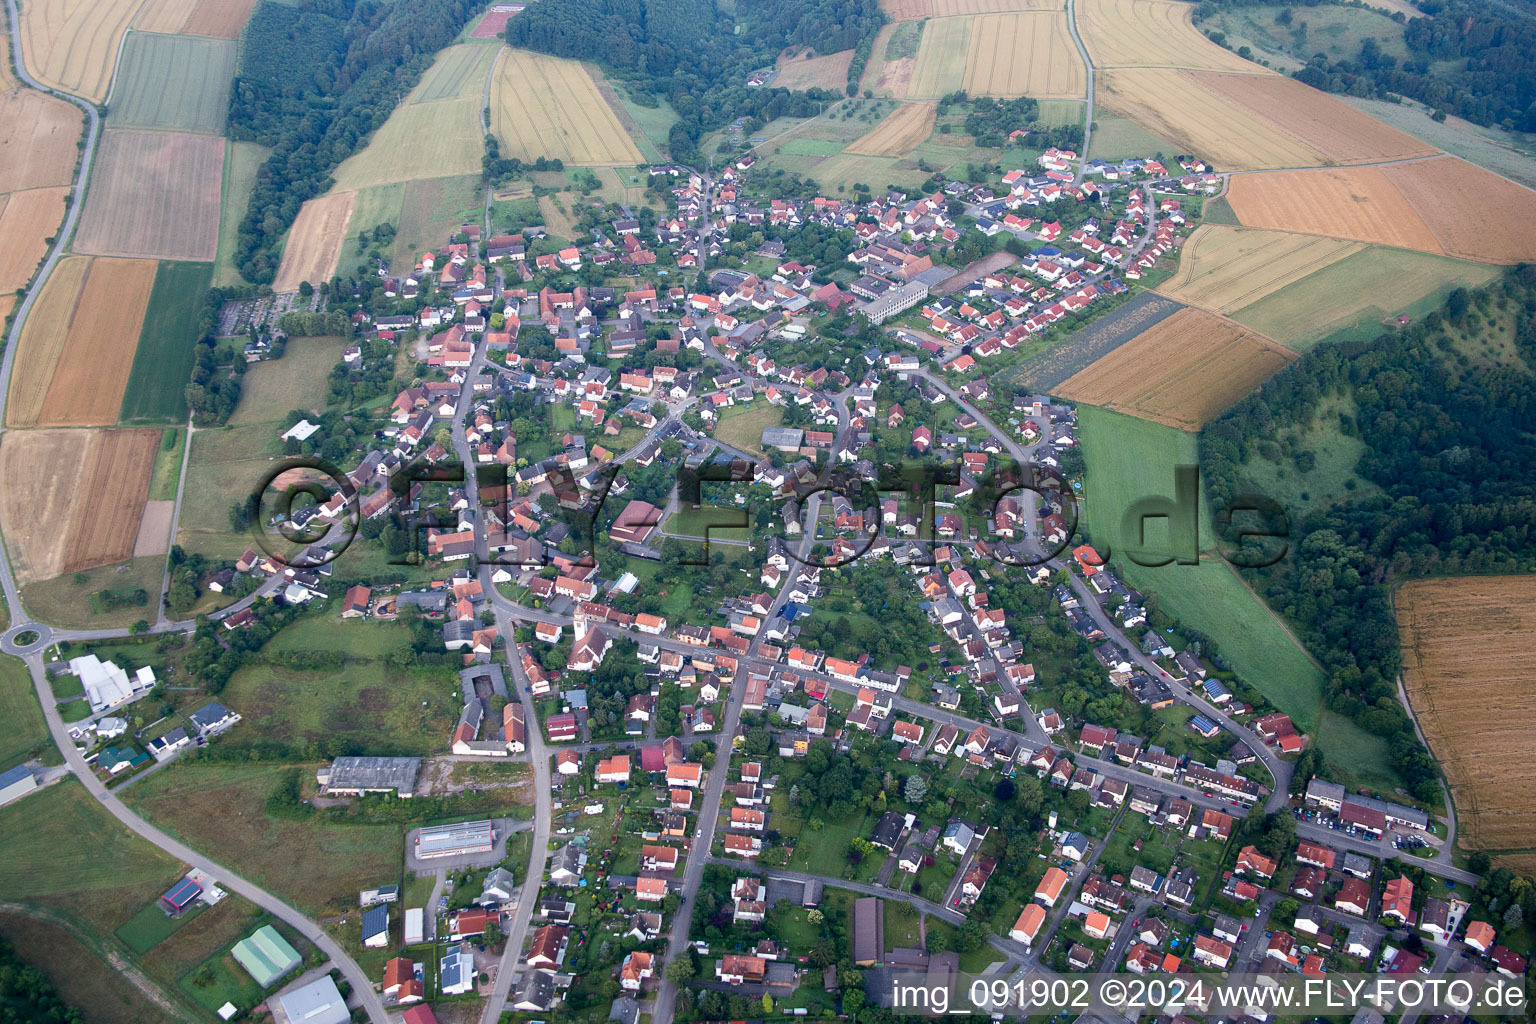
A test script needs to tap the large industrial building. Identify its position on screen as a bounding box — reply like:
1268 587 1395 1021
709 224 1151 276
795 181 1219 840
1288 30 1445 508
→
67 654 156 713
317 756 421 798
415 819 495 860
277 975 349 1024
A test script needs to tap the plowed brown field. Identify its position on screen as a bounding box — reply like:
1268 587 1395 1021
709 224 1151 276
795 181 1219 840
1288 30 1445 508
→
1198 72 1440 166
0 186 69 295
72 129 224 260
1399 577 1536 854
272 191 355 293
5 255 157 427
1225 165 1443 252
1382 156 1536 265
1056 307 1296 430
774 49 855 91
0 428 159 581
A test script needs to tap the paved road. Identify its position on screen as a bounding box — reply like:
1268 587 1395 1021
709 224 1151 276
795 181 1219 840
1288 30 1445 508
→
155 418 197 627
17 652 394 1023
0 0 101 626
1064 0 1095 180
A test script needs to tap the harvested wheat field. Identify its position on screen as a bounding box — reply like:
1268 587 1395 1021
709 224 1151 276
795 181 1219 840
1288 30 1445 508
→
490 50 644 166
73 129 224 260
5 255 89 426
963 12 1084 98
935 0 1063 12
881 0 934 20
133 0 200 33
1077 0 1260 72
6 256 156 427
1056 307 1296 430
185 0 258 36
1225 165 1443 253
0 88 84 194
19 0 141 101
0 186 69 294
846 102 937 157
1381 156 1536 265
0 428 159 581
774 49 854 91
330 46 489 190
272 191 355 293
1197 73 1439 166
1158 226 1363 313
908 16 971 99
1399 576 1536 853
1098 69 1324 170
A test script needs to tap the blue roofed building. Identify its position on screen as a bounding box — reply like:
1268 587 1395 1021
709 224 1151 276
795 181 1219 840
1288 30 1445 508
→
159 876 203 916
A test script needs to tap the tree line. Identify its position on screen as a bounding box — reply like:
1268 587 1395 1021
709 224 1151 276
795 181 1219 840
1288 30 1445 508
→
1201 265 1536 801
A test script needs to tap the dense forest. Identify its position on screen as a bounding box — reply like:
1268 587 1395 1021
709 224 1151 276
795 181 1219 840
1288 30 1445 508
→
227 0 482 282
0 936 85 1024
506 0 885 163
1197 0 1536 130
1201 265 1536 800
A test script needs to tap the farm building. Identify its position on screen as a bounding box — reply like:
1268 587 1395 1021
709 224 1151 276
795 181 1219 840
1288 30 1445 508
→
231 925 301 987
362 905 389 947
159 876 203 916
0 764 38 805
415 820 495 859
277 975 348 1024
852 897 883 966
318 756 421 797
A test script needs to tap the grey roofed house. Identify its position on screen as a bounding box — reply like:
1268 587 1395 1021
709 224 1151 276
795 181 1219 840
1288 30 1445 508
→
361 904 388 942
800 877 823 907
460 664 508 701
549 844 588 886
442 620 477 646
320 756 421 797
397 590 447 613
852 897 884 966
871 811 906 851
187 701 239 736
513 969 555 1011
276 975 349 1024
1212 913 1243 943
538 896 575 923
479 867 518 904
1341 851 1374 879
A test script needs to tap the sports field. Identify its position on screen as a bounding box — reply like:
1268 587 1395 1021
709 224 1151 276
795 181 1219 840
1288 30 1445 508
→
0 186 69 296
846 102 937 157
272 191 355 293
1399 577 1536 853
1230 246 1500 350
1157 226 1364 313
121 261 215 422
907 17 971 99
108 32 235 134
328 46 487 190
19 0 142 101
1077 0 1261 71
6 255 158 427
1057 307 1297 430
490 49 644 166
774 49 855 91
73 129 224 261
213 141 270 286
963 12 1084 98
0 428 160 582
